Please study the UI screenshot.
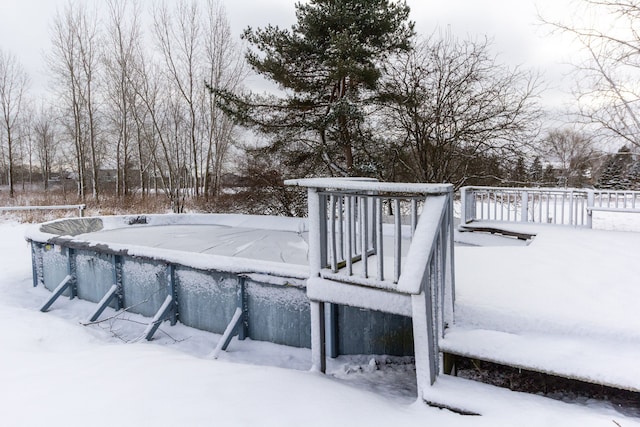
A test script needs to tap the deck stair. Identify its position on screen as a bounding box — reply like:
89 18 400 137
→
290 179 640 411
441 326 640 392
287 178 456 402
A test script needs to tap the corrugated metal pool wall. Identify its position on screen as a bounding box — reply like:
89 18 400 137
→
31 241 413 356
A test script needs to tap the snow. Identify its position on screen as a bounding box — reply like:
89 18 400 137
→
285 177 452 194
397 195 448 294
2 215 640 425
26 213 311 279
440 327 640 391
307 276 412 316
454 222 640 342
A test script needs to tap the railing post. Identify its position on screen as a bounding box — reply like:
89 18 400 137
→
310 300 326 373
307 187 323 278
446 191 456 324
521 191 529 223
460 187 468 224
306 186 327 373
586 190 594 229
569 191 574 226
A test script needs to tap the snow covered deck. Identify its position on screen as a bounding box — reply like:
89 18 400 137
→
25 205 640 396
448 222 640 392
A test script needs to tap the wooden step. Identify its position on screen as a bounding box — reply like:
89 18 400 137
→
439 326 640 392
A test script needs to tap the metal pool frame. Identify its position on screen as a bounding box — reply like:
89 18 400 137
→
26 214 414 357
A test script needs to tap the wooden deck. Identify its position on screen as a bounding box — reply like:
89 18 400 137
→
447 223 640 392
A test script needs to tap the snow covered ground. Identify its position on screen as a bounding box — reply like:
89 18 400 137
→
1 216 640 426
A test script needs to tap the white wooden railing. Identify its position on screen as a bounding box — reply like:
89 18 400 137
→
461 186 640 228
0 204 86 217
590 189 640 213
286 177 455 393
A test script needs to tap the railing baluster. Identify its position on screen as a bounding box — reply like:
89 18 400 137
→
394 198 401 283
487 193 496 220
338 196 344 262
330 194 338 273
545 192 550 223
360 196 368 278
376 197 384 282
493 192 498 220
538 192 543 222
411 198 418 237
346 196 353 276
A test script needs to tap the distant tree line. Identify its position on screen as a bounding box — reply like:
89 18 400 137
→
0 0 245 212
2 0 640 215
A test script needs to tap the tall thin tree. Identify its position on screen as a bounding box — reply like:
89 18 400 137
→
0 49 29 198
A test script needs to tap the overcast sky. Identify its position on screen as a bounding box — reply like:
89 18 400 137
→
0 0 577 109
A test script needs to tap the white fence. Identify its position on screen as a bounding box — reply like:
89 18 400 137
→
0 204 86 217
461 186 640 228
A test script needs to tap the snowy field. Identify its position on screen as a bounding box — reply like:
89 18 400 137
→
1 215 640 426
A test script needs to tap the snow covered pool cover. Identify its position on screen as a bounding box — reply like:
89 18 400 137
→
26 214 311 278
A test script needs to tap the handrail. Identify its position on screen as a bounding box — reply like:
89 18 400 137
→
286 177 456 390
0 204 86 217
461 186 591 227
397 195 448 294
461 186 640 229
286 177 454 290
591 189 640 212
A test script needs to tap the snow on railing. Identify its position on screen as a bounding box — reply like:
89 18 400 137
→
461 186 591 227
287 178 454 288
461 186 640 229
286 177 455 388
591 189 640 213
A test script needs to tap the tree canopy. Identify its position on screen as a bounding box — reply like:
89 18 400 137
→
378 35 541 188
216 0 415 176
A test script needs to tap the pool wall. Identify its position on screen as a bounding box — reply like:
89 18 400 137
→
27 214 414 356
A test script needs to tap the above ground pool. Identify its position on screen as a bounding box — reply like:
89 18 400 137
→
25 213 415 357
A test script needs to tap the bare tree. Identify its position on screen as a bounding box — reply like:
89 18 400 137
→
153 0 202 197
33 104 59 190
49 2 89 200
39 0 244 209
74 4 102 202
130 51 189 212
103 0 142 197
543 1 640 149
19 106 36 189
379 34 541 188
0 49 30 197
542 128 595 187
201 0 246 199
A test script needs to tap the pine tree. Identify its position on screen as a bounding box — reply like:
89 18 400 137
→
542 164 556 186
628 157 640 190
597 146 632 189
214 0 414 176
529 156 543 186
509 155 527 186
